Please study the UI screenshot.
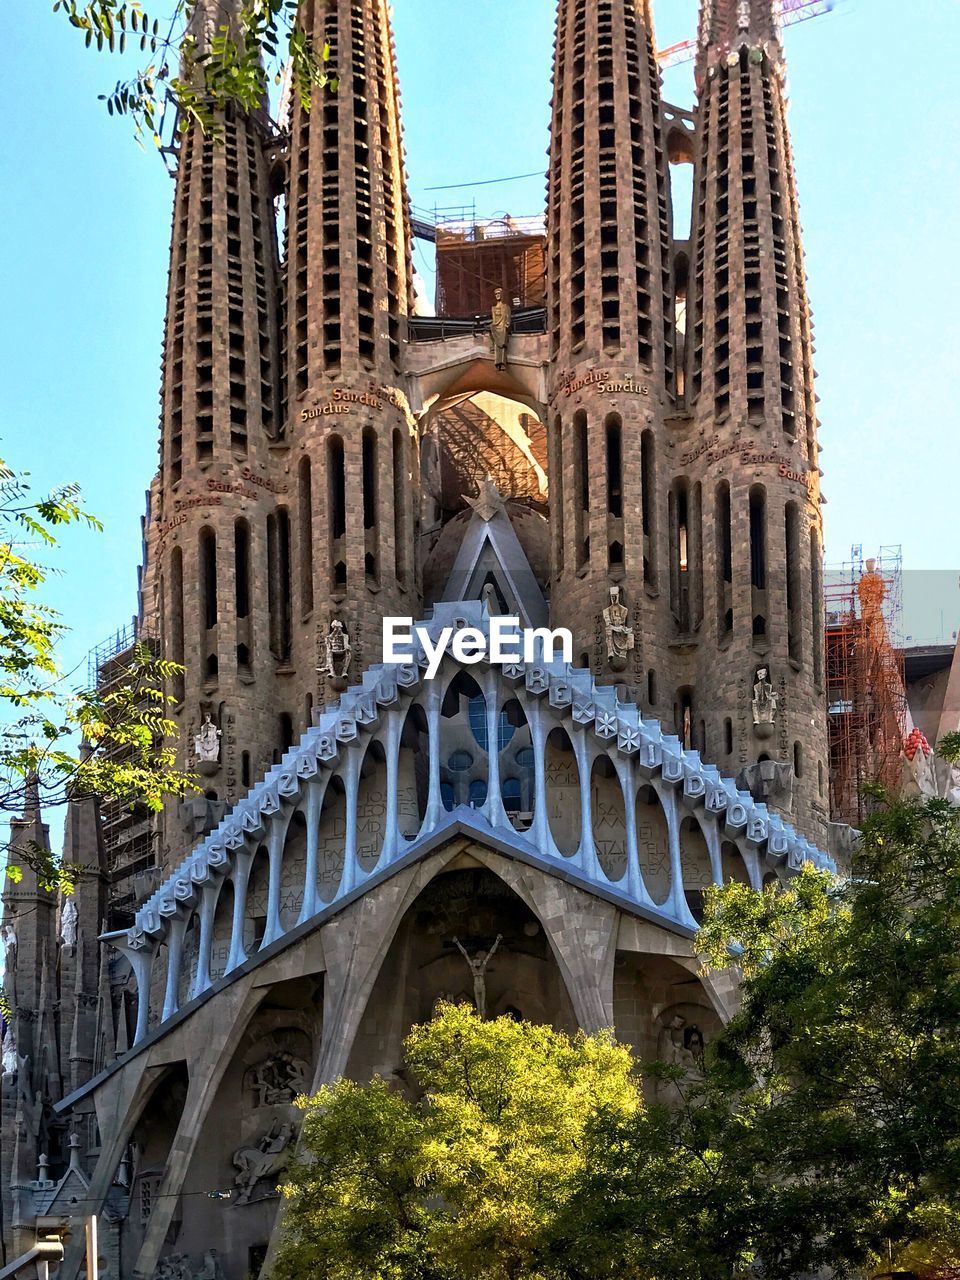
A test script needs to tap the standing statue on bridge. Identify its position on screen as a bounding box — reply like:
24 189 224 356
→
489 288 512 370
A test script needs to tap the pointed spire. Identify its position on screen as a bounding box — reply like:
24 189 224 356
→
21 770 40 822
696 0 784 85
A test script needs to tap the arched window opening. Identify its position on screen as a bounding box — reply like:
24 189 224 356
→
669 480 693 633
749 485 767 641
641 429 657 589
793 741 803 779
235 519 252 677
785 502 802 664
274 712 294 764
552 414 564 577
298 457 314 618
647 668 657 708
328 434 347 591
677 687 694 750
392 429 407 587
199 527 218 682
267 508 292 663
235 520 250 620
724 717 733 755
716 480 733 641
810 529 824 689
362 427 379 583
573 411 590 567
170 546 185 703
605 415 623 517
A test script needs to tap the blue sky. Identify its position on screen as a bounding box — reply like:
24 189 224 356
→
1 0 958 696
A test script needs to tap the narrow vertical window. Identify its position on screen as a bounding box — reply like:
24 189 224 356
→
392 429 407 587
647 669 657 708
235 520 250 619
724 717 733 755
749 485 767 639
267 509 292 662
785 502 802 663
573 410 589 567
811 528 824 689
328 435 347 589
235 518 252 675
605 415 623 517
241 751 251 788
552 414 564 577
299 457 314 617
199 527 218 680
170 547 185 703
716 480 733 640
793 741 803 779
362 427 379 583
641 429 657 589
670 481 690 632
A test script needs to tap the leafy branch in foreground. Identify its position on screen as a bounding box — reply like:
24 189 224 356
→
52 0 337 145
0 455 197 891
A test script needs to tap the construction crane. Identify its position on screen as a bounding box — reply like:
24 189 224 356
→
656 0 836 68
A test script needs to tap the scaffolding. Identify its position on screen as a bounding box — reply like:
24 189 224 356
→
87 625 162 928
414 205 547 318
825 545 908 826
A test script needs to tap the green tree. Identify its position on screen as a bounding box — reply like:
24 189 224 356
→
51 0 336 146
272 1002 640 1280
0 455 195 889
690 761 960 1280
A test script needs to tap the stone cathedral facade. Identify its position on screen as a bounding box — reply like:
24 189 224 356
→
1 2 853 1277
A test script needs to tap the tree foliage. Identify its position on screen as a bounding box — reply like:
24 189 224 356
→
694 763 960 1279
52 0 336 145
274 767 960 1280
0 456 196 889
273 1003 640 1280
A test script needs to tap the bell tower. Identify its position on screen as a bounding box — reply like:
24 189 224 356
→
683 0 828 837
546 0 675 700
282 0 420 707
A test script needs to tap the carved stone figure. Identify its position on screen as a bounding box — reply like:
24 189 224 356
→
233 1119 296 1205
323 619 352 684
1 922 17 969
751 665 778 738
603 585 635 671
1 1023 17 1077
452 934 502 1020
59 899 79 949
656 1013 706 1101
945 760 960 808
248 1051 311 1107
489 287 511 370
196 1249 226 1280
902 728 937 799
193 715 222 764
737 0 751 30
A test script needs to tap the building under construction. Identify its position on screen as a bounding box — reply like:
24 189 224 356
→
87 624 161 928
825 547 908 826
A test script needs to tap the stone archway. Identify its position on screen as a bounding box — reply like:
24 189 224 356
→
344 864 579 1082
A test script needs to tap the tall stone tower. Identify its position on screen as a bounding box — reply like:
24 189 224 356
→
282 0 418 709
544 0 828 842
546 0 675 696
147 0 286 866
146 0 419 866
683 0 828 837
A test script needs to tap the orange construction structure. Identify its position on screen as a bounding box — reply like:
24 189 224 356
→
825 546 908 826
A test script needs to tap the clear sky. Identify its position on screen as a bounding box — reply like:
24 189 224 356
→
2 0 958 700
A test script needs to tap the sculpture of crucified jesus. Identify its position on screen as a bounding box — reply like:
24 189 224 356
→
452 934 503 1020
